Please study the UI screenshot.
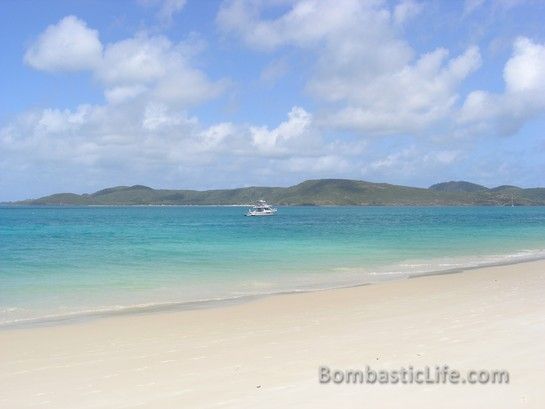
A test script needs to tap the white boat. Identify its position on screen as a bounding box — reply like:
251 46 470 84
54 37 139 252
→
246 200 277 216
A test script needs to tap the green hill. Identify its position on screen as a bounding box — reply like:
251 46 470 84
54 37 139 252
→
429 181 488 193
490 185 522 192
11 179 545 206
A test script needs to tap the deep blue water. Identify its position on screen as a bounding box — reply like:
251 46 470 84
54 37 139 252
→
2 205 545 324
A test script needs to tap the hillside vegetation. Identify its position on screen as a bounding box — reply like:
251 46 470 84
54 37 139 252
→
12 179 545 206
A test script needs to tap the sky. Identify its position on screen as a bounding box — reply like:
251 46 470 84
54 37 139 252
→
1 0 545 200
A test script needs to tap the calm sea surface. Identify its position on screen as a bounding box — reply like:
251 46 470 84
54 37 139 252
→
2 205 545 325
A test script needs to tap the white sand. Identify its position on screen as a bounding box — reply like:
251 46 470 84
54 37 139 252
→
1 260 545 408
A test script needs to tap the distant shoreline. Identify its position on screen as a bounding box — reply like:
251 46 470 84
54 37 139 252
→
2 203 543 207
8 179 545 206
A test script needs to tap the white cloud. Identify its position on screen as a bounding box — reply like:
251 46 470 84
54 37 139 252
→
2 101 200 171
98 35 169 85
459 37 545 136
367 146 462 179
36 105 93 134
8 3 545 199
152 67 226 106
393 0 423 25
217 0 379 51
250 106 317 156
504 37 545 93
320 46 481 134
0 102 344 191
25 16 225 110
434 150 461 165
142 103 190 131
24 16 102 71
11 14 362 196
218 0 481 135
104 85 148 104
4 15 240 196
199 123 235 151
99 33 225 106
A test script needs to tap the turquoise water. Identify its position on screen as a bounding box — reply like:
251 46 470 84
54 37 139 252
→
2 205 545 325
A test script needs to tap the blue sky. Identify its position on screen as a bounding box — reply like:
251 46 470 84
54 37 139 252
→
1 0 545 200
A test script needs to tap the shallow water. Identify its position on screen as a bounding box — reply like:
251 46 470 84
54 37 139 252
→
2 205 545 324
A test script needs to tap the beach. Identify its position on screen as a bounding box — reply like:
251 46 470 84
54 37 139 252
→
1 259 544 408
4 0 545 407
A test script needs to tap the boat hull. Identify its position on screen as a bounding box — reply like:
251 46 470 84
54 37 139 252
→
246 200 277 216
246 211 275 216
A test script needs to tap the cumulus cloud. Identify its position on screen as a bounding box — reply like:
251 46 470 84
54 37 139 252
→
25 16 225 110
7 3 545 200
217 0 400 52
250 107 318 156
458 37 545 136
218 0 480 135
324 46 481 134
7 13 363 198
98 35 169 85
24 16 102 71
104 85 147 105
99 33 225 106
1 92 376 200
504 37 545 93
1 101 201 175
1 14 240 198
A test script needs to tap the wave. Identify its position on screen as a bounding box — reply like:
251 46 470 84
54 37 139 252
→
2 248 545 329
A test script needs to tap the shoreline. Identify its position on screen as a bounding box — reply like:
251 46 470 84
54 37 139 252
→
4 204 545 207
2 252 545 330
1 258 544 408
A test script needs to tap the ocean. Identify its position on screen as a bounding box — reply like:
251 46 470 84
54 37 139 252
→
2 205 545 326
